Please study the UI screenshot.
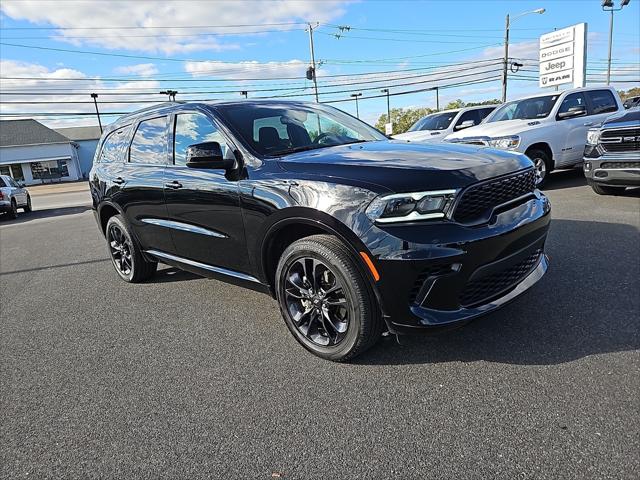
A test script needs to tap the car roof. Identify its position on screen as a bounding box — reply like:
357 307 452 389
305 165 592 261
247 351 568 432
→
507 85 616 102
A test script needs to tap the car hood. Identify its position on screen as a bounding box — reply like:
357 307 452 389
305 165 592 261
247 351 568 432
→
277 140 532 193
446 119 548 140
393 130 447 142
603 108 640 127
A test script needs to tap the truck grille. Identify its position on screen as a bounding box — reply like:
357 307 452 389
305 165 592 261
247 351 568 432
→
600 127 640 153
453 168 537 224
600 161 640 169
459 248 542 308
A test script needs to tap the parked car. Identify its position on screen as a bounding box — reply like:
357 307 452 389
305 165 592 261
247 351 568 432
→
623 96 640 109
0 174 31 219
393 105 497 143
90 100 550 361
583 107 640 195
445 86 623 187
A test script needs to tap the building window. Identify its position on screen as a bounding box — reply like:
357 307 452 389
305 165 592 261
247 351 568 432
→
30 159 70 180
0 163 25 181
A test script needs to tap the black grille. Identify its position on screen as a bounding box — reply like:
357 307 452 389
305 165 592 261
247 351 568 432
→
453 169 536 224
409 264 453 304
600 127 640 153
459 249 542 307
601 161 640 169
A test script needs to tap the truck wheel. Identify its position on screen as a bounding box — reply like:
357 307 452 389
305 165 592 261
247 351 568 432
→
587 180 626 196
526 149 552 188
275 234 383 362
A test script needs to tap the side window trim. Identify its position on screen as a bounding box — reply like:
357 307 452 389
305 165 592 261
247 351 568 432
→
128 115 169 166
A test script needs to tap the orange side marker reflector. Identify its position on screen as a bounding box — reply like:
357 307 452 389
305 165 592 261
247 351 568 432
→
359 251 380 282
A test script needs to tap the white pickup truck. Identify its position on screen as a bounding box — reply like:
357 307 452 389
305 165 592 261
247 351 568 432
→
445 86 624 186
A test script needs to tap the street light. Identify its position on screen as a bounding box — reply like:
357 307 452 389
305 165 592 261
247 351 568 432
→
502 8 545 102
602 0 631 85
350 93 362 118
90 93 102 133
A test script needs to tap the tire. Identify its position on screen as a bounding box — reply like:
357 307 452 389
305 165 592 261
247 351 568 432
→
23 195 32 213
105 214 157 283
8 199 18 219
587 180 626 196
526 148 552 188
275 234 383 362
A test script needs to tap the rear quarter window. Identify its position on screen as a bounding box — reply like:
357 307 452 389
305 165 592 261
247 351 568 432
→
97 125 131 163
587 90 618 115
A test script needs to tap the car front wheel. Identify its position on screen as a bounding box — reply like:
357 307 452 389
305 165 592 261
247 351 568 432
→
23 195 32 213
105 215 157 282
527 148 552 188
275 234 383 362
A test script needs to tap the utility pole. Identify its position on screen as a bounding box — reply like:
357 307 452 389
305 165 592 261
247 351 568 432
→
350 93 362 118
435 87 439 111
602 0 631 86
90 93 102 133
502 8 545 102
502 14 510 103
381 88 390 120
240 90 248 99
307 23 320 102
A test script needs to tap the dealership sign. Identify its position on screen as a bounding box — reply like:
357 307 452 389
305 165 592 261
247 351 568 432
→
539 23 587 88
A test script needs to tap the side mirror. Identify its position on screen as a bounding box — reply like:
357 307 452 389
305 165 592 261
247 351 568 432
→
455 119 476 131
185 142 234 170
557 105 587 119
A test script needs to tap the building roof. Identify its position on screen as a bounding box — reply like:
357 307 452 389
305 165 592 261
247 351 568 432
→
0 119 70 147
54 125 102 141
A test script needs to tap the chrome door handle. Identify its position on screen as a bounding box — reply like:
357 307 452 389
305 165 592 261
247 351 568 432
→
164 181 183 189
113 177 125 185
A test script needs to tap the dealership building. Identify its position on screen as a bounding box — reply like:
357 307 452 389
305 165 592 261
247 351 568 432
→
0 119 101 185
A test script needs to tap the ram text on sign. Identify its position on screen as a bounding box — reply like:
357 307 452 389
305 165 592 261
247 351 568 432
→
540 70 574 88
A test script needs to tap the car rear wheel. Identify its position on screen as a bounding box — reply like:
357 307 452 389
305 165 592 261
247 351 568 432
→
587 180 626 196
8 199 18 219
526 149 552 188
275 234 383 362
105 215 157 282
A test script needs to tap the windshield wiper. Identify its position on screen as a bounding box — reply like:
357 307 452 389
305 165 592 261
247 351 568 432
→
272 139 368 156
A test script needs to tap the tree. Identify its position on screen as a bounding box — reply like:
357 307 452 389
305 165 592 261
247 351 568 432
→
618 88 640 101
375 107 434 134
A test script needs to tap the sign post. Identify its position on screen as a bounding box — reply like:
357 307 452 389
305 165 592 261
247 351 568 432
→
539 23 587 89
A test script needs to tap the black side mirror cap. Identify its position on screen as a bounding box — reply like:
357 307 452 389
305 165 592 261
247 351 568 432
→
185 141 234 170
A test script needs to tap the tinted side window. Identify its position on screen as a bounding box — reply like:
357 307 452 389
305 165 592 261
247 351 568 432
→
174 113 228 166
129 117 168 165
99 126 130 163
587 90 618 115
558 93 587 116
0 177 6 187
8 177 18 187
455 110 480 127
479 107 495 121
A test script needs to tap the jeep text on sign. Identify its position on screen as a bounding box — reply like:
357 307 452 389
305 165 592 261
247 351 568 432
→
540 56 574 75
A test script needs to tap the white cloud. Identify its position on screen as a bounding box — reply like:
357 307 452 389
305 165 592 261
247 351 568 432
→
184 59 309 80
0 60 163 127
0 0 351 54
114 63 159 77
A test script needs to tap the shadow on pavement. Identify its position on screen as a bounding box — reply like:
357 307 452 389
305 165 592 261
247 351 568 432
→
0 258 109 276
543 168 640 196
358 218 640 366
0 205 92 225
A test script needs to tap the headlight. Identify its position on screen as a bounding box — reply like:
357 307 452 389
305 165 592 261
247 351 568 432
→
366 190 457 224
586 129 600 145
488 135 520 150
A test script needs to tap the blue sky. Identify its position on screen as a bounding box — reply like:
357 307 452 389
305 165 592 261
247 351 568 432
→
1 0 638 127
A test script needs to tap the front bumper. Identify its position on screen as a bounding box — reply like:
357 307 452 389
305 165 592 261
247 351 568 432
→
583 153 640 187
366 193 551 333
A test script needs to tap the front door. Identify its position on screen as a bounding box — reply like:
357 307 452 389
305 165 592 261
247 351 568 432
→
163 111 249 273
556 92 590 165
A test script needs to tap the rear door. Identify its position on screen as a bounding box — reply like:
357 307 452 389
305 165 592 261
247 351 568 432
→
119 115 175 254
163 110 249 273
585 89 620 127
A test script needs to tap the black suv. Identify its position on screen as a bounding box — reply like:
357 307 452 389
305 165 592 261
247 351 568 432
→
90 100 551 361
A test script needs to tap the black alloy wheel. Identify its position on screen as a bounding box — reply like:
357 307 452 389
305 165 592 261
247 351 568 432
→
276 234 382 361
283 257 350 347
105 215 157 282
108 222 134 278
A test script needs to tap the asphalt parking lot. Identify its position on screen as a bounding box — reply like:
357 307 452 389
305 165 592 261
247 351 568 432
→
1 171 638 479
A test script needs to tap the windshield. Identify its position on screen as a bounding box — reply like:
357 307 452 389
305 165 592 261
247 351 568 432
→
408 111 458 132
488 95 559 122
216 102 386 157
